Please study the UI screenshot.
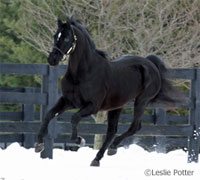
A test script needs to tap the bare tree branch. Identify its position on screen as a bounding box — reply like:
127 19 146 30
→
18 0 200 68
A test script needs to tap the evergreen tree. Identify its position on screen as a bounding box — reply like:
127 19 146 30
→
0 0 46 88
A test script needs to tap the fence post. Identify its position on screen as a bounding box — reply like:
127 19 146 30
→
41 65 58 159
188 69 200 163
23 87 35 148
155 108 167 153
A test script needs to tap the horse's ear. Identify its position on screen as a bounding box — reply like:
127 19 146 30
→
66 17 71 28
57 18 62 28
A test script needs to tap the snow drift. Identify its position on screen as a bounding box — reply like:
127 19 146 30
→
0 143 199 180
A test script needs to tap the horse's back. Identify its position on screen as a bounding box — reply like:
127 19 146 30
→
100 55 161 110
111 55 156 68
110 55 160 82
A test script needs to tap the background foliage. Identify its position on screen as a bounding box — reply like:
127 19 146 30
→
18 0 200 67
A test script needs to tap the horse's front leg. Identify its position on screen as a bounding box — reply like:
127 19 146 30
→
71 102 95 145
35 96 74 152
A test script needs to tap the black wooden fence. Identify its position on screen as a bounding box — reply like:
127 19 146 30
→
0 63 199 163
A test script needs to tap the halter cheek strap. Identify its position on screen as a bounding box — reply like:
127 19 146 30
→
66 35 77 55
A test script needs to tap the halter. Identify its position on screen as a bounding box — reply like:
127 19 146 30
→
53 34 77 61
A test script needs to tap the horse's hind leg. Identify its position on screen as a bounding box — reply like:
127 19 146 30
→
90 108 122 166
108 91 156 155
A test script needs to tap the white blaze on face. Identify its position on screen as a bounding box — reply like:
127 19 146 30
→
57 32 62 41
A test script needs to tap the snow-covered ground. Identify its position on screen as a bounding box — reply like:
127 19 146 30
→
0 143 199 180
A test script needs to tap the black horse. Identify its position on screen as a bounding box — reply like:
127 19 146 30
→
35 17 184 166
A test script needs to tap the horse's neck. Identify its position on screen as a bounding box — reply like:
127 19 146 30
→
68 54 80 77
67 29 106 80
67 43 92 79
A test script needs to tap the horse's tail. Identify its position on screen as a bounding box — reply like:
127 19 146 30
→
145 54 188 108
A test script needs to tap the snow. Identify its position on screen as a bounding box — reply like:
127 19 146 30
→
0 143 199 180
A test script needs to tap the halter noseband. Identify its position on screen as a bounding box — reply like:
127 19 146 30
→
53 34 77 61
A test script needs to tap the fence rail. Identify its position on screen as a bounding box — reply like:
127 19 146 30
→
0 63 199 162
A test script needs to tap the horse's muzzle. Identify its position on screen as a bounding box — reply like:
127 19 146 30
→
48 52 60 66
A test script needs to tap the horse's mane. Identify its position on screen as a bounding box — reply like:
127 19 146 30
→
70 16 107 59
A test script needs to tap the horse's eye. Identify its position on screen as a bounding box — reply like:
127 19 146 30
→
64 37 70 42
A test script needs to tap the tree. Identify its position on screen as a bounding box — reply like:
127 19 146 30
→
17 0 200 68
92 111 107 150
0 0 46 112
0 0 46 88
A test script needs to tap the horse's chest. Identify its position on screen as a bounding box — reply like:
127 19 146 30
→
72 85 82 102
62 83 83 108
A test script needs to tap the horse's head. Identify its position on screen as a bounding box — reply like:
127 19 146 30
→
48 18 77 66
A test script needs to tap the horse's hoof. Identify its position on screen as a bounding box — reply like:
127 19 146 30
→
76 136 86 147
35 143 44 153
107 148 117 156
90 159 100 167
